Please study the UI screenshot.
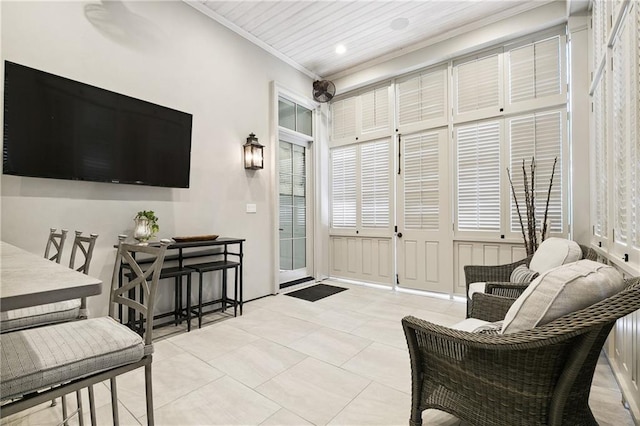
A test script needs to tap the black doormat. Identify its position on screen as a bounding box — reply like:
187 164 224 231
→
285 283 347 302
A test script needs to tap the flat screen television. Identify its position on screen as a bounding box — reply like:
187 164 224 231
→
3 61 192 188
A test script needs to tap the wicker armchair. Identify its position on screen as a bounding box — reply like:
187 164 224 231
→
464 244 597 317
402 276 640 426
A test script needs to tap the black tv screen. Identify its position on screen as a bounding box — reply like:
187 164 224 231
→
3 61 192 188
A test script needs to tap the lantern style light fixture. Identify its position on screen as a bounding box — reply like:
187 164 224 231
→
243 133 264 170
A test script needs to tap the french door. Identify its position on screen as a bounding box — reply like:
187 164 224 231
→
279 137 312 285
396 128 453 292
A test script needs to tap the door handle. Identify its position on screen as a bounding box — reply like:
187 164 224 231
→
397 232 403 238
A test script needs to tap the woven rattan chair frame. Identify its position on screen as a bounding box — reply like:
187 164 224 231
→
1 238 169 426
44 228 68 263
403 276 640 426
464 244 597 317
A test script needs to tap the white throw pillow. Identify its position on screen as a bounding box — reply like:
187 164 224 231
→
528 238 582 273
501 259 624 334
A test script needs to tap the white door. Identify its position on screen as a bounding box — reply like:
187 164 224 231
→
396 128 453 293
279 138 312 284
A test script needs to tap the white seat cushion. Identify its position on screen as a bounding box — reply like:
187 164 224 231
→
451 318 501 333
529 238 582 273
1 317 145 400
0 300 81 333
468 282 486 299
501 260 625 334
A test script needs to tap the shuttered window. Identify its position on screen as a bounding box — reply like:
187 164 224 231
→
360 86 389 134
397 68 446 127
508 36 562 104
330 145 357 228
331 97 357 140
361 139 390 228
593 77 608 238
455 53 500 115
613 23 628 244
508 110 564 234
403 132 439 229
456 121 501 231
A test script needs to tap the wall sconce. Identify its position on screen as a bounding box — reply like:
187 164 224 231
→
243 133 264 170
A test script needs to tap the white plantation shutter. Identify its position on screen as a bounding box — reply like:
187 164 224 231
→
331 145 357 228
509 111 563 235
397 68 446 127
361 139 390 228
509 37 562 104
456 121 501 231
331 97 357 140
593 0 607 70
455 54 500 115
613 24 628 244
593 78 608 238
403 132 439 230
360 86 389 134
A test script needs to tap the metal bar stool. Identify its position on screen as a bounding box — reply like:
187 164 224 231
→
187 260 240 329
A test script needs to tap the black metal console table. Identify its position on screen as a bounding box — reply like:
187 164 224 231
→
117 237 245 333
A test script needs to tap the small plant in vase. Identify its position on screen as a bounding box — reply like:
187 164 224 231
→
133 210 159 244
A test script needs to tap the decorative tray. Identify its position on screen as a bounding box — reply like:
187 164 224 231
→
172 235 219 242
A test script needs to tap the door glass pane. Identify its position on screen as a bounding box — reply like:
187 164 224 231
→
294 196 306 237
279 195 293 239
279 99 295 131
280 239 293 270
293 238 306 270
296 105 313 136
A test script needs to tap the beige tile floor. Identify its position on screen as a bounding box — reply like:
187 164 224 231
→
2 280 636 426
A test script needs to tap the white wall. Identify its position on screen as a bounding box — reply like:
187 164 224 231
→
0 1 312 316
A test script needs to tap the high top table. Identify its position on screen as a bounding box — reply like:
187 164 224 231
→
0 241 102 312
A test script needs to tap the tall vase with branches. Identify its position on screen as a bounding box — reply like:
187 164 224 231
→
507 157 558 256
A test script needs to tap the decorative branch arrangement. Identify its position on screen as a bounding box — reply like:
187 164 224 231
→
507 157 558 256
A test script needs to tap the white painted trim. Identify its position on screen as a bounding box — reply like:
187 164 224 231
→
183 0 321 81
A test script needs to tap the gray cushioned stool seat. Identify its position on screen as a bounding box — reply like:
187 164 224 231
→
0 300 81 333
1 317 145 400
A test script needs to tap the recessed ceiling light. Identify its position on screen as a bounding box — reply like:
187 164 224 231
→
390 17 409 31
335 44 346 55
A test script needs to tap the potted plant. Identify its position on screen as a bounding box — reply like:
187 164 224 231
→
133 210 159 244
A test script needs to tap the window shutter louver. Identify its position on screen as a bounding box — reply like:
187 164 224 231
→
509 111 563 235
403 132 440 230
455 54 500 114
361 87 389 134
331 97 357 140
594 78 608 238
613 25 628 244
398 69 446 127
331 145 357 228
509 37 561 104
456 121 501 231
361 139 390 228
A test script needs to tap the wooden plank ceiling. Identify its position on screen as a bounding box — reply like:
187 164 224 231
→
194 0 557 78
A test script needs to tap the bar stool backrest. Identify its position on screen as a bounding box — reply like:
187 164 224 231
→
44 228 68 263
69 231 99 275
110 237 169 346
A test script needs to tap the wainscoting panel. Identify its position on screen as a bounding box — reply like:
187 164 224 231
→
404 240 419 280
329 236 393 286
453 241 528 295
425 241 439 283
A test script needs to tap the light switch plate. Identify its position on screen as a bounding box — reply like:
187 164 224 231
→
246 203 257 213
